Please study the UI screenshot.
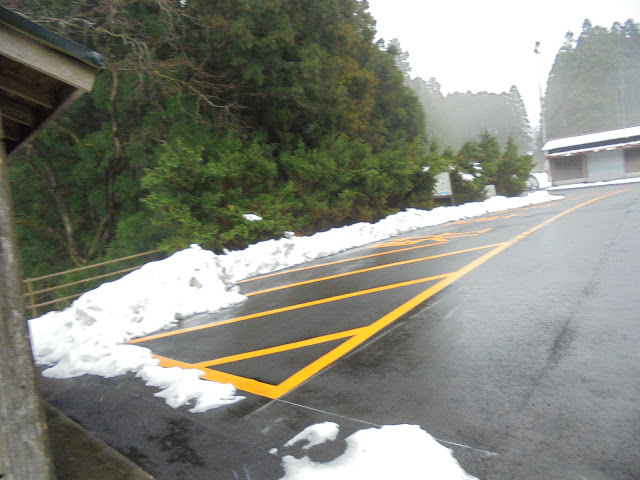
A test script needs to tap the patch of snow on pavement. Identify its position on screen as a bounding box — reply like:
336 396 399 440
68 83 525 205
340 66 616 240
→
277 423 478 480
284 422 340 450
28 191 561 412
136 365 240 412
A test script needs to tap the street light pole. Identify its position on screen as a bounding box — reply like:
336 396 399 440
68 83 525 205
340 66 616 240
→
534 41 548 146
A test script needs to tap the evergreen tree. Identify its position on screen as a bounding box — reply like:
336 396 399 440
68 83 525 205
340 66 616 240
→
507 86 533 152
406 77 532 153
449 131 533 203
546 18 640 138
6 0 433 276
387 38 412 78
493 137 535 196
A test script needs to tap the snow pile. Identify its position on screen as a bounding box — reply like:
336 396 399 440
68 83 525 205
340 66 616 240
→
531 172 552 189
219 191 560 282
29 246 246 410
29 191 561 412
276 423 478 480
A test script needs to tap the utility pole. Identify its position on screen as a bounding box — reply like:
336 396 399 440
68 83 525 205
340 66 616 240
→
0 115 56 479
534 41 550 173
534 41 547 146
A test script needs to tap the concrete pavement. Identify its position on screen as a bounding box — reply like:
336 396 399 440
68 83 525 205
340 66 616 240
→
46 403 155 480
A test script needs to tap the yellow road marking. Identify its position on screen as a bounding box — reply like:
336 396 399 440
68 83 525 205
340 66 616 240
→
444 212 521 226
193 327 368 368
256 188 630 398
237 242 445 284
130 272 454 344
150 189 628 399
152 355 197 370
368 229 491 248
245 243 503 297
442 199 567 227
238 229 490 284
152 354 278 397
498 201 564 213
201 369 277 398
563 194 588 201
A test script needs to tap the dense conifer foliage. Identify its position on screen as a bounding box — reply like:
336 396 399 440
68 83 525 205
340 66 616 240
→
7 0 438 275
7 1 535 278
448 131 534 204
545 18 640 138
407 77 533 154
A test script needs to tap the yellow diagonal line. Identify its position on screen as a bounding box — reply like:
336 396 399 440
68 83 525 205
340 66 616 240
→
238 241 447 283
238 228 491 284
152 354 280 397
150 189 628 399
445 213 521 226
193 327 368 368
369 228 491 248
129 273 453 344
272 329 378 397
245 243 503 297
201 369 279 398
152 355 197 370
268 189 630 398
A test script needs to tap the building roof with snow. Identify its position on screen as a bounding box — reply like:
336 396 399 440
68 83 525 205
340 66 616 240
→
542 125 640 158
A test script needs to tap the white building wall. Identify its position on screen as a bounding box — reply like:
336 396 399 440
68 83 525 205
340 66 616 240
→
586 150 625 182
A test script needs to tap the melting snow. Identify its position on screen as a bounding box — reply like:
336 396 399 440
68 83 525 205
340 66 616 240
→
277 423 478 480
284 422 341 450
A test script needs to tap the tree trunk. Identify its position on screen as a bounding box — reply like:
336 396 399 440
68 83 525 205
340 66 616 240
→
27 156 85 266
0 116 56 479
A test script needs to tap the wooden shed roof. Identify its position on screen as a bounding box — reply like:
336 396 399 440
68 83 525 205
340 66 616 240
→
0 6 105 157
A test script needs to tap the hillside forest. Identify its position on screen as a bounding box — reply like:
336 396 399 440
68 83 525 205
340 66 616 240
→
15 0 628 280
408 79 533 154
544 19 640 139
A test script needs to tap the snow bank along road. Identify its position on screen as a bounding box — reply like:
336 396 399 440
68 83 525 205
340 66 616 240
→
39 183 640 479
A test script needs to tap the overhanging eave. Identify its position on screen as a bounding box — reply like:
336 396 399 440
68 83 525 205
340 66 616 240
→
0 5 105 157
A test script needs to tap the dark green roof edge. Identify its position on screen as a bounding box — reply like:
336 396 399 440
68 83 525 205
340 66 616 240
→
0 5 106 70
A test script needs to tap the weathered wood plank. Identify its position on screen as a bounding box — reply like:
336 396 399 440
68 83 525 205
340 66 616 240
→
0 114 56 480
0 24 96 92
0 58 57 109
0 96 39 126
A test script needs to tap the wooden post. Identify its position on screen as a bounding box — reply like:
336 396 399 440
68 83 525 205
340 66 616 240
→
0 114 56 478
25 278 38 319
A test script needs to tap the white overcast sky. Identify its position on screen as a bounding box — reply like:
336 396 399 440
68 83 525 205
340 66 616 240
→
366 0 640 128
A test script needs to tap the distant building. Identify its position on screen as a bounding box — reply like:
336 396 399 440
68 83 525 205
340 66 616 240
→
542 125 640 186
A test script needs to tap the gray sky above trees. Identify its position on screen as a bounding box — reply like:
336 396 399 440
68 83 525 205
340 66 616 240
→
367 0 640 128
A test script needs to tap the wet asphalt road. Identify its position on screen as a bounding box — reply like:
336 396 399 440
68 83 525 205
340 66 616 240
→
40 183 640 479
